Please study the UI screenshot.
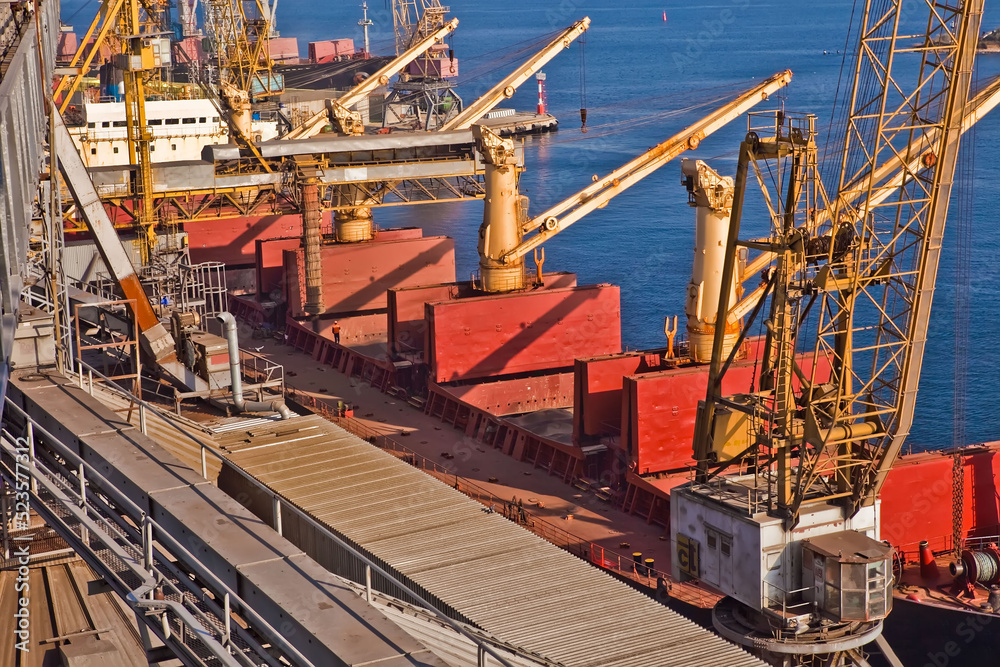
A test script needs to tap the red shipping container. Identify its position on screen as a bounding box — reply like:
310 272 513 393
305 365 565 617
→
266 37 299 63
407 56 458 79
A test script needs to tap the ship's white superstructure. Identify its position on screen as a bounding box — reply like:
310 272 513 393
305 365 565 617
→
70 99 279 166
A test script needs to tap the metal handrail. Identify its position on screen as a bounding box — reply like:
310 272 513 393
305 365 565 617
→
326 414 724 604
0 415 281 667
70 360 522 667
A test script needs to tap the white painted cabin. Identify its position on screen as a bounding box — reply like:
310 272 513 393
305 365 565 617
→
70 99 279 166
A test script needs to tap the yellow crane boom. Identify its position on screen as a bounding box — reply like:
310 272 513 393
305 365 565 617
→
472 70 793 292
439 17 590 132
284 18 459 140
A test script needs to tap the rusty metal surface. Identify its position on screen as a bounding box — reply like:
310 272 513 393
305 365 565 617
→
427 284 621 383
219 414 767 667
573 350 667 442
625 362 759 475
187 214 306 266
285 236 455 317
431 372 574 416
0 560 149 666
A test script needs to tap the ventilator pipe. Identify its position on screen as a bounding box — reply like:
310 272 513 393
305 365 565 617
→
217 312 292 419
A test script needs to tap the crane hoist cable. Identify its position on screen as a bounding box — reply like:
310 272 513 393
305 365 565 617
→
579 31 587 131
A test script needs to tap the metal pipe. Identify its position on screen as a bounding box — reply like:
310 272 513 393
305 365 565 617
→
216 313 292 419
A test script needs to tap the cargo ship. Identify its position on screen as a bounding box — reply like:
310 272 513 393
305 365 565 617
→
46 1 1000 665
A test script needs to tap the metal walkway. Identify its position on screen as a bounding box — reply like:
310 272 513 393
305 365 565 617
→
2 368 550 666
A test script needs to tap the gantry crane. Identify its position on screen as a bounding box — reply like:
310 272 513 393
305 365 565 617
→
671 1 985 663
53 0 170 264
472 71 793 293
203 0 282 162
680 72 1000 368
385 0 461 129
283 18 459 140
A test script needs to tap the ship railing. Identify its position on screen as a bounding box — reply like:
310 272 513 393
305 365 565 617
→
95 182 131 198
239 348 285 390
329 413 723 608
763 582 814 619
68 359 525 667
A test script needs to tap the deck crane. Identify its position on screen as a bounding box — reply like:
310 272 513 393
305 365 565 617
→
439 18 590 131
283 18 460 140
472 70 793 293
670 1 984 664
681 73 1000 365
321 17 591 247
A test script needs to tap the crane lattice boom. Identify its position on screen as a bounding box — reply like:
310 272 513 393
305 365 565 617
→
694 0 985 523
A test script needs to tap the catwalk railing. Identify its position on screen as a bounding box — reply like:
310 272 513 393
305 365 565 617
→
64 360 530 667
326 410 721 608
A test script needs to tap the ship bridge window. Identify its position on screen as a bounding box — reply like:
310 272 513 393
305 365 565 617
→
87 122 95 129
212 116 219 123
199 117 206 123
101 121 110 128
148 119 162 126
182 117 196 124
165 118 179 125
112 121 126 127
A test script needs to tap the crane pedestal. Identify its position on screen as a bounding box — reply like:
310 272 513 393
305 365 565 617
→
672 476 893 664
712 596 884 666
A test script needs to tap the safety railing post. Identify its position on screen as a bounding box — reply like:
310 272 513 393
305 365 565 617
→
78 462 88 545
365 564 372 603
138 403 147 435
224 592 232 651
26 422 36 494
273 496 282 536
143 516 153 573
201 446 208 480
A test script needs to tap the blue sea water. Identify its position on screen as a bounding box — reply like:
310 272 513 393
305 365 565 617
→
60 0 1000 451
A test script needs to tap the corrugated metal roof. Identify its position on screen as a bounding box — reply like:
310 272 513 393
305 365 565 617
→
218 415 765 667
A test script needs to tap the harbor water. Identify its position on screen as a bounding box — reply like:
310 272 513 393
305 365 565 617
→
61 0 1000 450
